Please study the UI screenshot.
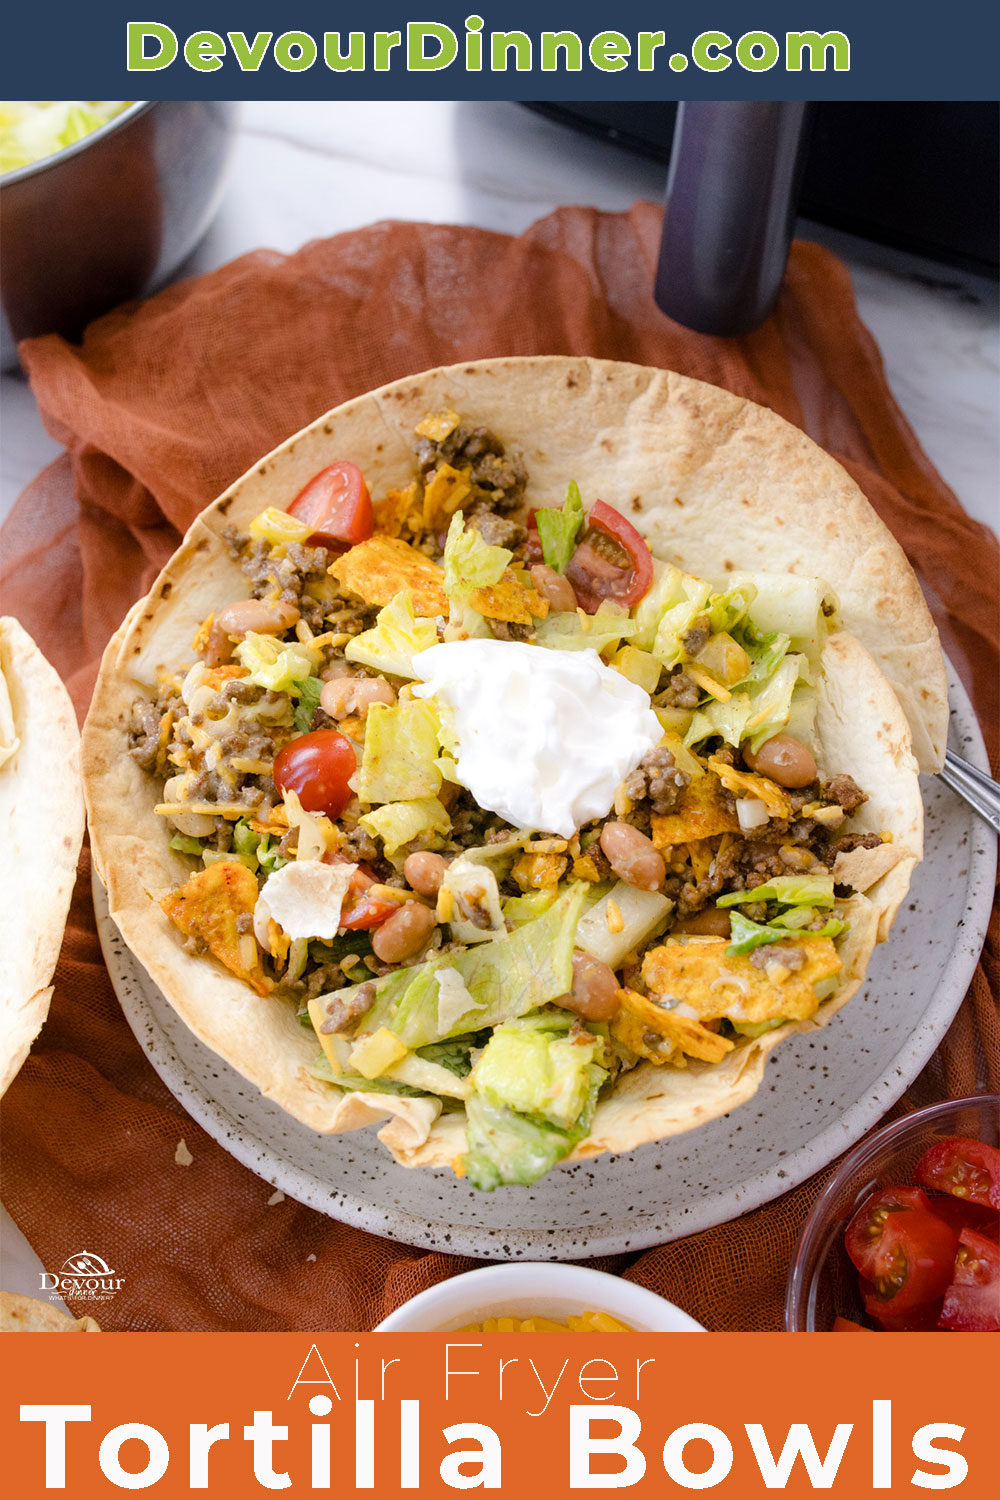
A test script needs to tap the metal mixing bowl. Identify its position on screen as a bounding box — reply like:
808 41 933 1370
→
1 101 238 367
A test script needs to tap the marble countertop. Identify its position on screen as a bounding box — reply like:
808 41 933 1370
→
0 100 996 1305
1 101 997 533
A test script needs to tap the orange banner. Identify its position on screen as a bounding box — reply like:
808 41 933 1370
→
2 1333 994 1498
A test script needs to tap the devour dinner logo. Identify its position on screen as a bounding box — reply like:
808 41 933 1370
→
40 1251 124 1303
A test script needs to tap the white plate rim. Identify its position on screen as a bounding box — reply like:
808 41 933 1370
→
95 660 996 1259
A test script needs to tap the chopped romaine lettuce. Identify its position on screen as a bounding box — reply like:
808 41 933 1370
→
729 571 833 661
345 590 439 679
575 882 673 968
502 890 556 926
438 855 506 942
357 699 442 803
684 652 807 752
707 583 757 636
717 873 834 910
358 882 587 1047
292 677 323 733
535 600 637 654
358 796 450 855
416 1034 487 1077
236 633 314 694
535 480 585 574
726 911 847 956
471 1017 606 1129
443 511 511 599
0 101 132 175
651 576 712 667
169 833 205 857
462 1049 603 1190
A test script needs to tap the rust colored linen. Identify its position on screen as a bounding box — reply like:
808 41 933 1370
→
1 205 996 1331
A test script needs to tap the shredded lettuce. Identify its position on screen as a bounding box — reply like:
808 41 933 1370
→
575 882 673 968
443 511 511 599
726 911 847 956
729 571 832 661
357 699 442 803
358 796 451 855
717 874 834 910
651 575 712 667
292 677 323 733
470 1017 606 1129
169 833 204 857
356 882 587 1048
439 854 507 942
684 652 807 752
236 633 314 694
707 583 757 636
345 590 439 679
535 481 585 574
502 890 556 926
535 600 637 654
0 101 132 175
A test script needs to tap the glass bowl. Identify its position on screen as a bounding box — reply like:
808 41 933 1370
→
786 1094 1000 1331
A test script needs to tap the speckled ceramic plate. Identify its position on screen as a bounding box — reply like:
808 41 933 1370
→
95 660 995 1259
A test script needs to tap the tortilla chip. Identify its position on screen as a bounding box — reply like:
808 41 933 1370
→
329 536 447 616
469 572 549 626
613 988 735 1065
414 408 460 442
422 464 473 528
651 772 739 849
373 482 420 537
161 860 271 996
833 840 902 893
0 1292 101 1333
708 757 792 819
643 937 842 1025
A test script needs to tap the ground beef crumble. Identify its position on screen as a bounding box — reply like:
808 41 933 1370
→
415 424 527 512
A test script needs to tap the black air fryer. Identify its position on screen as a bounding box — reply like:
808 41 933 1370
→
528 102 1000 335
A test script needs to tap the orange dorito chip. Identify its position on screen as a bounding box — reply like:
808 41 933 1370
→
651 773 739 849
612 989 735 1065
642 938 841 1025
469 572 549 626
422 464 473 528
161 860 271 996
707 757 792 819
329 537 448 617
415 409 460 442
373 482 420 538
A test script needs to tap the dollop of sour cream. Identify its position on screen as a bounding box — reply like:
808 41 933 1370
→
412 640 662 838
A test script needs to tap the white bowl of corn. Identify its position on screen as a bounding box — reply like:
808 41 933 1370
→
375 1263 705 1332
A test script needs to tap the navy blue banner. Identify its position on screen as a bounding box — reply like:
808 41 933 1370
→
3 1 999 100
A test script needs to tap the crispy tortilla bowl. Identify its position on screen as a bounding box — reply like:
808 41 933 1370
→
0 617 85 1096
81 357 942 1177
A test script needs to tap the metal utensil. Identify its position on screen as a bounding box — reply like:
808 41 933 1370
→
939 749 1000 834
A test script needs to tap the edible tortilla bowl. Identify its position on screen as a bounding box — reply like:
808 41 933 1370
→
82 357 938 1175
0 617 85 1096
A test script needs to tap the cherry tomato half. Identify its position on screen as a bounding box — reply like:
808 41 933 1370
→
860 1281 944 1331
333 859 399 931
565 500 654 614
273 730 356 821
288 461 373 551
938 1227 1000 1332
845 1187 958 1314
916 1136 1000 1210
925 1193 1000 1242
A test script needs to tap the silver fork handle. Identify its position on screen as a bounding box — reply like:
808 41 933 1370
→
939 748 1000 835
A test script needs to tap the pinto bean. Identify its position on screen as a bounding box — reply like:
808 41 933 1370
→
320 676 395 719
555 951 622 1021
529 564 578 613
599 821 665 891
205 599 300 665
671 908 732 937
403 851 450 897
371 901 438 963
743 734 817 788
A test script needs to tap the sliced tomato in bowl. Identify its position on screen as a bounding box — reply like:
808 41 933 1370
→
916 1137 1000 1210
938 1228 1000 1332
564 501 653 613
336 864 400 931
288 461 373 550
845 1187 958 1315
925 1194 1000 1241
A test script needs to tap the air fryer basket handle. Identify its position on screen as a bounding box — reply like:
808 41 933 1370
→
655 101 812 337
